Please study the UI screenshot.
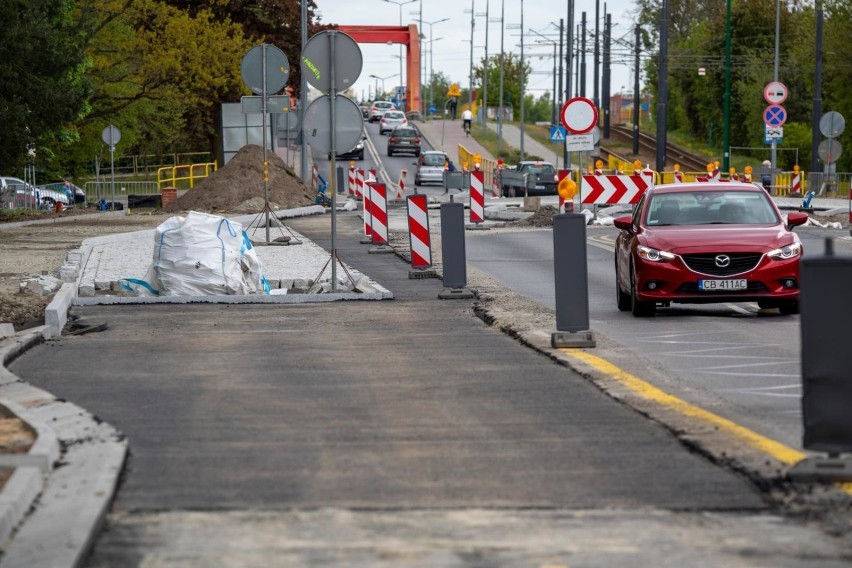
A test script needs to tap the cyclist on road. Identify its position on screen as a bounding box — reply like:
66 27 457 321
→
461 108 473 135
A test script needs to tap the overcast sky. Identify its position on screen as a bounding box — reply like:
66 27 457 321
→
313 0 643 105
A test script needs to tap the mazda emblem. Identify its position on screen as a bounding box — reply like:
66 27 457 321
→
715 254 731 268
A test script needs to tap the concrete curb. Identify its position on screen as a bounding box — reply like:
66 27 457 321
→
0 210 127 232
0 327 127 568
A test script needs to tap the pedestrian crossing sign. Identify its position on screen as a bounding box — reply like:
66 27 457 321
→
550 125 567 142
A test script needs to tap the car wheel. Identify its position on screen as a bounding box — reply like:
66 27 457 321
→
388 150 393 157
779 301 799 315
615 260 631 311
630 262 655 317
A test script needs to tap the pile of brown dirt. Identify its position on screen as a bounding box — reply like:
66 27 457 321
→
514 205 559 227
163 145 315 214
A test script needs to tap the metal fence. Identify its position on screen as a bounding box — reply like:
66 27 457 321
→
106 152 213 177
83 181 160 204
157 162 218 190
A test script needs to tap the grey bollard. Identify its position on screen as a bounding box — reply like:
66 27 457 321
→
438 202 473 299
551 213 595 347
788 238 852 481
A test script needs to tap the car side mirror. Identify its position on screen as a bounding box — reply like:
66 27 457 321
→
613 215 635 232
786 211 809 229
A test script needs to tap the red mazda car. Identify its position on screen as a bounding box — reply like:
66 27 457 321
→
614 182 809 317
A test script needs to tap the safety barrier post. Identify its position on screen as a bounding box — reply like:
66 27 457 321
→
368 183 393 253
356 169 365 200
407 194 437 278
312 164 318 190
360 176 374 244
467 171 487 229
673 164 683 184
348 164 356 197
791 167 802 196
394 170 407 200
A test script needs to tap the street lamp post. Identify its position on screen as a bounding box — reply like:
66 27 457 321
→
383 0 418 106
420 17 449 115
369 73 398 98
429 36 444 112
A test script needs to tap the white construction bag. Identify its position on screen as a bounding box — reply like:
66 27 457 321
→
120 211 270 296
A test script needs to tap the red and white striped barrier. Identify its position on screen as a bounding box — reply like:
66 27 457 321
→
393 169 407 200
362 177 373 239
407 194 432 269
673 170 683 184
312 164 319 190
356 169 365 199
581 174 653 205
469 171 485 224
492 169 501 197
791 172 802 194
348 166 356 197
370 183 389 245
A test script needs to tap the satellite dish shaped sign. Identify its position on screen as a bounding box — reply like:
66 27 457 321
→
241 44 290 95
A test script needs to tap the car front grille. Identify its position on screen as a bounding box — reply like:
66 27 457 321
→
681 253 763 276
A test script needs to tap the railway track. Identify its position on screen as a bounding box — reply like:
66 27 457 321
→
607 125 710 172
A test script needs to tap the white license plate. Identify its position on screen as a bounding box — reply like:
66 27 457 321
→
698 279 747 291
535 184 545 189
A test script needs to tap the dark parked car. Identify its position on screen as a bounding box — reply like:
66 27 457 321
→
337 136 366 161
387 126 420 157
516 161 558 195
613 182 808 317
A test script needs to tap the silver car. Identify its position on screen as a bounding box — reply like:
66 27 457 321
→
413 151 449 186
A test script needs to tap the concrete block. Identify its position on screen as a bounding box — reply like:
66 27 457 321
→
523 197 541 212
45 283 77 338
78 284 95 298
94 281 111 291
24 275 63 297
0 323 14 339
59 264 78 283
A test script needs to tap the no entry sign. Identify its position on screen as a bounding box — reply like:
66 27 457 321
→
561 97 598 135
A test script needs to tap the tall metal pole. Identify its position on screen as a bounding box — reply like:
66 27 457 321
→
575 24 580 97
593 0 600 107
560 17 568 170
633 25 640 156
262 44 270 243
552 42 558 124
419 1 424 114
558 19 564 110
329 32 338 290
300 0 308 183
771 0 780 169
519 0 525 160
469 0 475 109
655 0 669 172
810 0 823 174
566 0 574 101
722 0 732 171
482 0 489 126
580 12 587 97
603 13 611 138
497 0 505 154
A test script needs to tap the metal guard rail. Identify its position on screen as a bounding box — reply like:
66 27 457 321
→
157 162 218 190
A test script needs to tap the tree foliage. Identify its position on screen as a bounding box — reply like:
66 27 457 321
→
640 0 851 171
0 0 92 173
474 53 532 120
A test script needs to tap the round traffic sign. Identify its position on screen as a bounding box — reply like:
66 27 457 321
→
560 97 598 134
763 104 787 127
241 44 290 95
819 111 845 139
763 81 787 105
818 139 842 164
301 95 364 155
101 125 121 146
301 31 362 93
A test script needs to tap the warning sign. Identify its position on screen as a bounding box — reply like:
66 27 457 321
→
447 83 462 97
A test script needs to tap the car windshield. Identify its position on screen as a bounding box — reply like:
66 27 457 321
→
421 154 446 167
646 191 781 226
520 164 555 177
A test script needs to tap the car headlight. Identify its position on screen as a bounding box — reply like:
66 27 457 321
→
767 242 802 260
637 245 675 262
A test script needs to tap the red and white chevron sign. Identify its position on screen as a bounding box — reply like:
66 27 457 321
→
407 194 432 269
469 171 484 223
581 174 653 204
362 178 373 238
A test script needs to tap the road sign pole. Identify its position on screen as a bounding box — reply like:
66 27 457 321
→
329 31 338 291
261 45 271 243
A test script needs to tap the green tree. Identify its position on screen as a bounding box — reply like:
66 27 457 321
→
0 0 93 173
473 52 531 120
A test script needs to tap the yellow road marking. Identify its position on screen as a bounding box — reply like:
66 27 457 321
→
564 349 852 494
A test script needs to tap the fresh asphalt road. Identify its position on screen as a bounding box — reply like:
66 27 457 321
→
9 213 776 566
466 225 852 452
